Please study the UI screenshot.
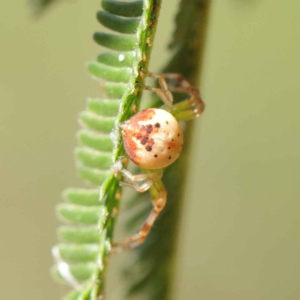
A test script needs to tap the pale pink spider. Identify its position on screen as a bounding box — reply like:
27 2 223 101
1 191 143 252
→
112 69 204 253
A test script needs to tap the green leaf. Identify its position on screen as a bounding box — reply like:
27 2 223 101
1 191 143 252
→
75 147 113 170
102 82 127 99
57 226 100 244
57 203 101 225
94 32 136 51
76 164 109 186
87 98 120 117
63 188 101 207
68 263 96 281
101 0 143 17
55 244 99 263
77 129 114 152
53 1 165 299
79 111 115 133
88 62 131 83
96 11 140 34
53 263 96 282
97 52 134 68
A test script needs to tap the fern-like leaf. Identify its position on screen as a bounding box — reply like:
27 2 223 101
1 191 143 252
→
52 1 162 299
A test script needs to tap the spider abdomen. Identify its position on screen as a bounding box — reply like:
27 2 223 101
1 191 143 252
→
121 108 183 169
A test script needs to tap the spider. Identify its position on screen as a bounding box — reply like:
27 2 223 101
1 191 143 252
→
112 69 204 253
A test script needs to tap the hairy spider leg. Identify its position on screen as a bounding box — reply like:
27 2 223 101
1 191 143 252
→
112 179 167 254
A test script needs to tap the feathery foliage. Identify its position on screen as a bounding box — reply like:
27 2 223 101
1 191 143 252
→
29 0 211 298
51 1 163 299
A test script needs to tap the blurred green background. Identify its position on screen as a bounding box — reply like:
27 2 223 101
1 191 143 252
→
0 1 299 299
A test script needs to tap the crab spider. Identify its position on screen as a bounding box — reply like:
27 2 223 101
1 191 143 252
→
112 69 204 253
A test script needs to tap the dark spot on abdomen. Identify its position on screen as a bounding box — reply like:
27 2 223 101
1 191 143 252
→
141 136 148 145
146 124 153 133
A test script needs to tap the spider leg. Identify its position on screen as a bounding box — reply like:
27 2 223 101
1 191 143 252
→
112 180 167 254
158 73 205 121
139 69 204 120
171 96 204 121
120 168 163 182
114 164 163 192
120 180 154 193
138 69 174 109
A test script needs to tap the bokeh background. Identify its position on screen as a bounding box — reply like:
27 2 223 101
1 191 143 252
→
0 1 299 299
